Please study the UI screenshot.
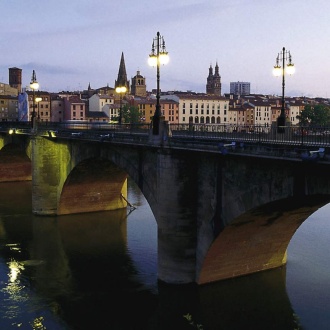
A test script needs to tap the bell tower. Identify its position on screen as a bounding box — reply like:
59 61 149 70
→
206 64 214 95
131 70 146 97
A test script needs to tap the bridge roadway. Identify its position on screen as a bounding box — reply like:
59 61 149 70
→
1 121 330 285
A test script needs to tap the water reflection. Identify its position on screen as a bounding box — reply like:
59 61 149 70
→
0 181 329 329
199 268 301 330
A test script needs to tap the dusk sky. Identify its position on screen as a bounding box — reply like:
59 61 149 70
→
0 0 329 97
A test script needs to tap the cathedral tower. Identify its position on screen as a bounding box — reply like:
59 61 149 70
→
206 62 221 96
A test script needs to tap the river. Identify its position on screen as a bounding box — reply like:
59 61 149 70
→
0 180 329 329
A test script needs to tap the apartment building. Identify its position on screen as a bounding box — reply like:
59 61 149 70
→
51 94 64 122
0 95 18 121
63 96 86 121
27 91 51 122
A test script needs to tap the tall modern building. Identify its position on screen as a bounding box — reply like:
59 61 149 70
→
115 52 130 94
206 62 221 96
230 81 250 95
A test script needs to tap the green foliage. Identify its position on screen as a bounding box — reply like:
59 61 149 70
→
121 104 144 124
297 104 330 126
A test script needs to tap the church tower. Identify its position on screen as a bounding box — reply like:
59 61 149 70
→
206 62 221 96
115 52 130 93
206 64 214 95
131 70 146 97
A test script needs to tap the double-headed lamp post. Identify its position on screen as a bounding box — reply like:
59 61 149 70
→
30 70 39 128
273 47 295 132
115 86 127 125
148 31 169 135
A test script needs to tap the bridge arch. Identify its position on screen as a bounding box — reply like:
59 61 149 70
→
198 195 330 284
0 136 32 182
58 158 128 215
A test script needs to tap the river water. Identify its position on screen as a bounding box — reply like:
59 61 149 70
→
0 180 329 329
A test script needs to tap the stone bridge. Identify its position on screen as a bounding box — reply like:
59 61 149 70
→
1 129 330 285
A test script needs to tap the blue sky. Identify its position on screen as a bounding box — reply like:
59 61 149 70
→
0 0 329 97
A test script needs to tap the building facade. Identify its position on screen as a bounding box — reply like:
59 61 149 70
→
27 91 51 122
63 96 86 121
165 92 229 124
230 82 251 96
50 94 64 122
0 95 18 121
89 94 114 112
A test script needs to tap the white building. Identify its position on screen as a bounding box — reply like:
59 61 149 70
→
89 94 114 112
163 92 229 124
249 100 272 126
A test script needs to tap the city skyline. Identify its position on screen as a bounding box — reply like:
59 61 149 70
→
0 0 329 97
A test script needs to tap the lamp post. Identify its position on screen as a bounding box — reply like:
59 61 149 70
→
273 47 295 132
148 31 169 135
30 70 39 129
35 96 42 121
115 86 127 125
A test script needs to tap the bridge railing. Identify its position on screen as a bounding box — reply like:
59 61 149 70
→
168 123 330 147
37 122 151 144
2 121 330 149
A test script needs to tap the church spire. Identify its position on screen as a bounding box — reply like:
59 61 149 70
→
115 52 129 93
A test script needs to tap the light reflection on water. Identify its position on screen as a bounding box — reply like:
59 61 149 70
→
0 180 329 329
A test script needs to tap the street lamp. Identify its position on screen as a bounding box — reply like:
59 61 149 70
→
35 96 42 121
115 86 127 125
273 47 295 132
30 70 39 128
148 31 169 135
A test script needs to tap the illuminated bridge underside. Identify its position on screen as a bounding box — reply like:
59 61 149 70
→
0 144 31 182
59 159 128 215
198 196 330 284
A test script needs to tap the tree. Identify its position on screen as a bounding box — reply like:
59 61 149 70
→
121 104 144 124
297 104 330 126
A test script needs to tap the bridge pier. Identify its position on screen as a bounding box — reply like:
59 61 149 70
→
150 150 217 284
31 136 128 215
32 135 67 215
